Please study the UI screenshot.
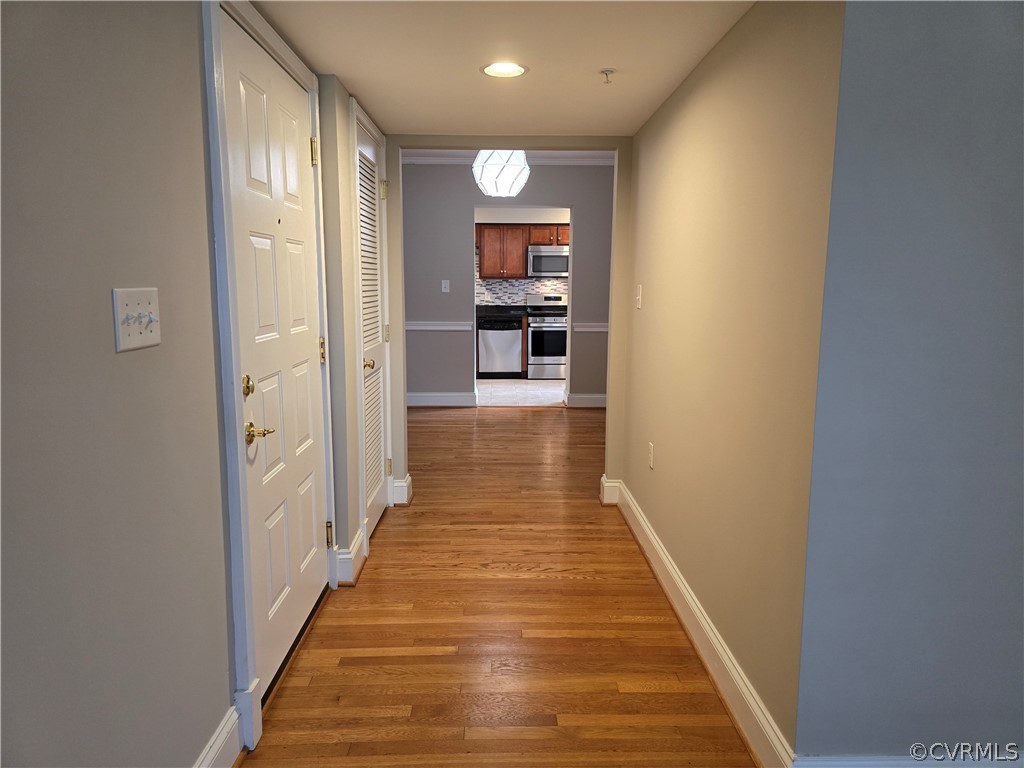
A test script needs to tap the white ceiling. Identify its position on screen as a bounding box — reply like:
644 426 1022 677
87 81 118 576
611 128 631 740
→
253 2 753 137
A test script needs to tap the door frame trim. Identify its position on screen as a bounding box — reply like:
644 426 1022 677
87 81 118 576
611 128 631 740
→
202 1 335 749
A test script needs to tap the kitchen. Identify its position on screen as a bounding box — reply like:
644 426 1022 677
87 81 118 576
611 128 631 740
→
476 215 570 406
402 150 615 408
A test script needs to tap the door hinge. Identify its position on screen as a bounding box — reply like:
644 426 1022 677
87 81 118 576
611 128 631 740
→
385 458 393 477
379 179 388 200
384 323 390 343
310 136 319 166
325 520 333 548
319 336 326 364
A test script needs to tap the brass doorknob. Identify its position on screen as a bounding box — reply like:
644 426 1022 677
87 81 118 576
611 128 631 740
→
245 421 276 445
363 358 376 370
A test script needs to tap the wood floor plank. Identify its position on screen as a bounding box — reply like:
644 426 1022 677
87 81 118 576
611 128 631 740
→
273 755 752 768
464 725 685 741
557 713 735 727
346 738 744 757
243 407 754 767
244 756 753 768
264 705 414 720
258 725 464 746
411 691 728 718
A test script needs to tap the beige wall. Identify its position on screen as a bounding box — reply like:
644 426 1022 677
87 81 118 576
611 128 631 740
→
384 141 411 482
611 2 844 744
1 3 232 764
317 77 363 550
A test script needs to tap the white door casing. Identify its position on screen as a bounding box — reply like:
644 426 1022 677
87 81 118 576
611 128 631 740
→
223 10 328 700
354 105 390 539
204 3 331 748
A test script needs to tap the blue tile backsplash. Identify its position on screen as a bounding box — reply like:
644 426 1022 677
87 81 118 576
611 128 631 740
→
475 253 568 305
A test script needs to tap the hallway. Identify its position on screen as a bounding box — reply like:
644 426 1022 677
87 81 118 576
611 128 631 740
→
245 407 756 767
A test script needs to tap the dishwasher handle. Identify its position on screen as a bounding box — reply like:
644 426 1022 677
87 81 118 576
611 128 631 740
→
478 318 522 332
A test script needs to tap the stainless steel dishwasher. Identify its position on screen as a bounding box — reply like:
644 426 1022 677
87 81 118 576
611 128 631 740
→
477 318 522 376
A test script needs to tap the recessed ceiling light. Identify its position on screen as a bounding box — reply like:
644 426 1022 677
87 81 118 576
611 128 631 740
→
482 62 528 78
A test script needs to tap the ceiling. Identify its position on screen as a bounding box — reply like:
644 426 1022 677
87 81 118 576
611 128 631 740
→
253 2 753 137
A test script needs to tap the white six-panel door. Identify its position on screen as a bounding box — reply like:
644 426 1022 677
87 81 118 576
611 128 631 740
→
356 117 389 537
221 12 328 700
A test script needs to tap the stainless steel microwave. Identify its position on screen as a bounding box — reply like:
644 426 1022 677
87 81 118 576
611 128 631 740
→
527 245 569 277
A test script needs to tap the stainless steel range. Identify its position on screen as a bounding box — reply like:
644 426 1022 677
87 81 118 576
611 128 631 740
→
526 293 568 379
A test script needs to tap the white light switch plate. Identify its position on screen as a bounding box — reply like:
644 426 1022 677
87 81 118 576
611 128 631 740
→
112 288 161 352
441 280 450 293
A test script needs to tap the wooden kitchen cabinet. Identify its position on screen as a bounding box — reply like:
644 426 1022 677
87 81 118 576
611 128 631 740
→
529 225 555 245
528 224 570 246
478 224 527 279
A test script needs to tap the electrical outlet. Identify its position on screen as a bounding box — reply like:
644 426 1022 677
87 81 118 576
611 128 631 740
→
112 288 160 352
441 280 450 293
636 283 643 310
648 441 654 470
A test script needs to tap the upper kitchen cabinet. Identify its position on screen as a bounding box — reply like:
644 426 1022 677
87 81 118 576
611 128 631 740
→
478 224 527 279
529 224 571 246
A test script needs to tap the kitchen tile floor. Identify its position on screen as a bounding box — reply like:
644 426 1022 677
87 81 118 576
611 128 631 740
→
476 378 566 407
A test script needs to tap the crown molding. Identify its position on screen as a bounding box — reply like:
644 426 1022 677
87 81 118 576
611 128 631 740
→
402 149 615 166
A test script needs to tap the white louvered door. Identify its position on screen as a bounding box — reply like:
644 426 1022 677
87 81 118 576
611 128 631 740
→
221 11 328 701
356 116 388 538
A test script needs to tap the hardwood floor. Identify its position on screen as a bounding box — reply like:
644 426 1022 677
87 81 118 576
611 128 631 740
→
244 407 756 767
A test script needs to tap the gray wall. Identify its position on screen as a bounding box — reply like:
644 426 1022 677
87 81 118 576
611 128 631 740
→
402 163 614 397
407 332 478 394
619 2 845 745
797 1 1024 754
1 3 233 765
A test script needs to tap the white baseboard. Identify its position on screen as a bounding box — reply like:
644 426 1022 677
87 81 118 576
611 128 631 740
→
407 391 477 407
566 392 606 408
193 706 243 768
615 482 794 768
599 474 621 505
233 679 261 750
336 527 367 586
392 473 413 505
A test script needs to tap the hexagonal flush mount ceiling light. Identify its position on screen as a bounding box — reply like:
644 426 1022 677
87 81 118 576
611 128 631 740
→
472 150 531 197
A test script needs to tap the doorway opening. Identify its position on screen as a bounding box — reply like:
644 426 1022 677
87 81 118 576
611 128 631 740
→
399 148 614 412
475 206 571 407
